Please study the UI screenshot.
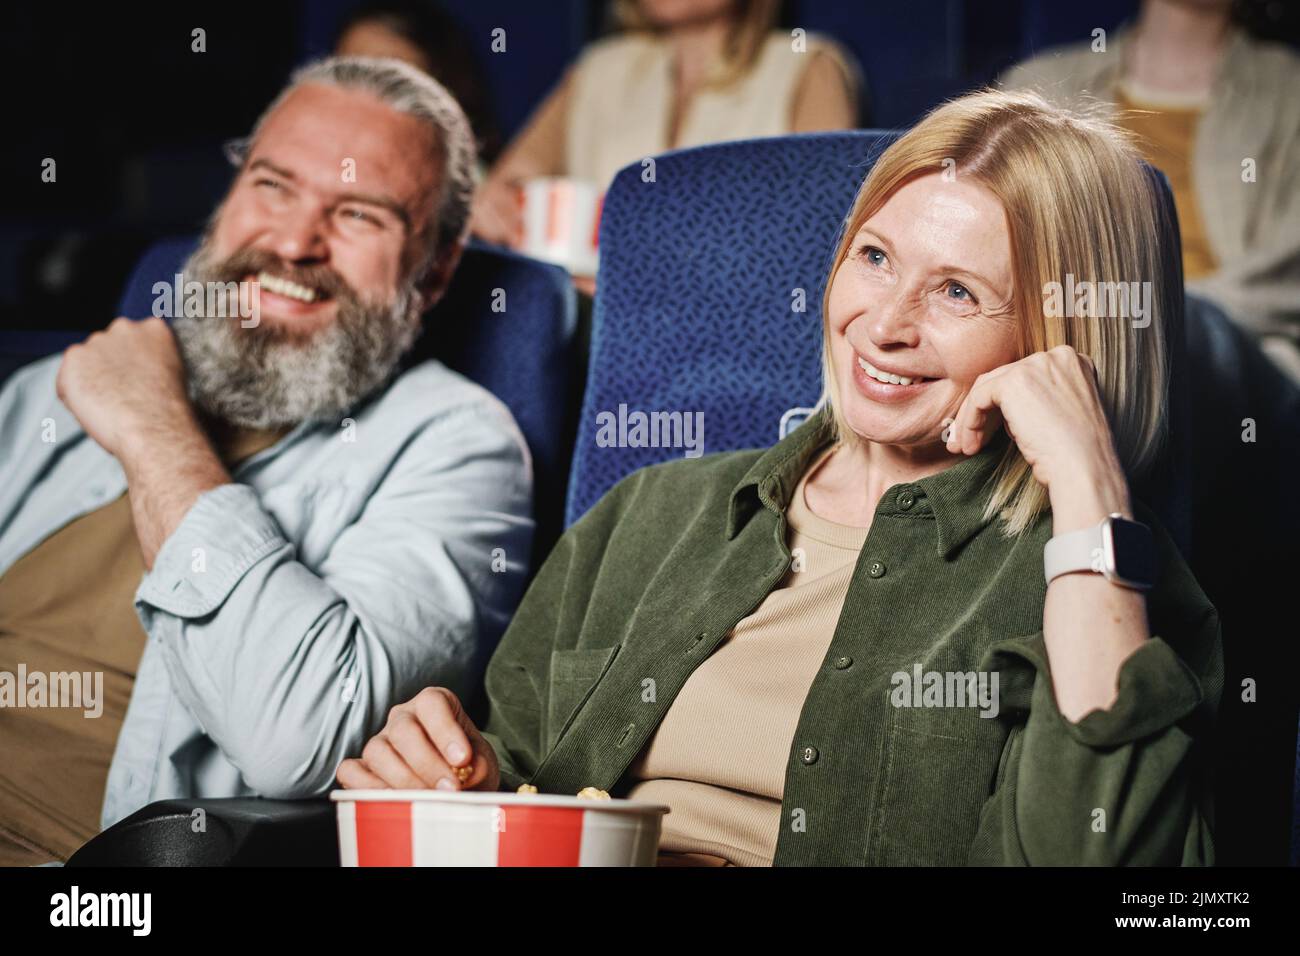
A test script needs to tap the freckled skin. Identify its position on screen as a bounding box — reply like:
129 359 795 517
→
827 172 1020 451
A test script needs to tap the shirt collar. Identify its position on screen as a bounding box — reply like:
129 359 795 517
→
725 405 1012 558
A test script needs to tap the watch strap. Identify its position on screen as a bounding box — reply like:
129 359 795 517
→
1043 523 1104 584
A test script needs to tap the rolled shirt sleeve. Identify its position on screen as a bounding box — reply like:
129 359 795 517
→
133 398 533 799
970 599 1222 865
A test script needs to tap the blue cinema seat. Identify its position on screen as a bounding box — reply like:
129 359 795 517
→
112 235 580 567
565 131 1193 561
0 329 87 384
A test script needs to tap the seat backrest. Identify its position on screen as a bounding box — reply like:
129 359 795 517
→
566 131 1192 560
565 131 892 526
114 236 579 564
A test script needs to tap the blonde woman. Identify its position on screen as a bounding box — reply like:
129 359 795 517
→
341 90 1223 867
469 0 861 248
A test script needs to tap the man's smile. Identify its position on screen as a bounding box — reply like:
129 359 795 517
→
244 271 338 327
256 270 326 303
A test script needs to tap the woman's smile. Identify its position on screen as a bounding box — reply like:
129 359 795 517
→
852 353 937 403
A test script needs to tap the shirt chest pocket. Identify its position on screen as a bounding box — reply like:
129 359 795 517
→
544 644 622 753
871 705 1010 866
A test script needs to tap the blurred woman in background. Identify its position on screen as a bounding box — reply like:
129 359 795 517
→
1001 0 1300 383
469 0 862 249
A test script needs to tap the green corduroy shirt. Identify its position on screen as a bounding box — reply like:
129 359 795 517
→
477 406 1222 866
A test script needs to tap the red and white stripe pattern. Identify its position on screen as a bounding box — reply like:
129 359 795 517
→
337 800 661 867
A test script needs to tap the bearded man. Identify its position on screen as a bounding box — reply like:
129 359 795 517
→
0 57 534 865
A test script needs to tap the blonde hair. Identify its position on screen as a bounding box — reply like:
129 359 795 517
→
819 88 1172 536
613 0 779 86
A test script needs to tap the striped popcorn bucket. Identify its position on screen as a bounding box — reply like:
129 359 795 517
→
332 790 669 867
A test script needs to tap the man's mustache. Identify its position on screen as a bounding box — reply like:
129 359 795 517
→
200 247 358 306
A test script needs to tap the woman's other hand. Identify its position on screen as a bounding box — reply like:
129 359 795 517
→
336 687 501 792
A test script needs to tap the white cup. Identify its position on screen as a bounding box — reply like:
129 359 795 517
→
520 177 602 277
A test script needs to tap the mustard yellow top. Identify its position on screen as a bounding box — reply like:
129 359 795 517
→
1114 83 1218 280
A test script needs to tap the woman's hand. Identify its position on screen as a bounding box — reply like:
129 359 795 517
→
945 344 1131 532
948 345 1150 721
469 176 524 248
336 687 501 791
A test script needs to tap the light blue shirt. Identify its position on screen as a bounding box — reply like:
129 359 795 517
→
0 355 534 832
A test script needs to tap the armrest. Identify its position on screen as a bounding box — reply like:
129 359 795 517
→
66 798 338 867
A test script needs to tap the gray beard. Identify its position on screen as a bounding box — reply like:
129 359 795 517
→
171 239 424 430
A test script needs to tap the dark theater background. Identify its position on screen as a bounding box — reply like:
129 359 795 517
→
2 0 1299 872
4 0 1298 334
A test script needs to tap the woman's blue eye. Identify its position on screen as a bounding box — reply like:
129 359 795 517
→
947 282 972 301
860 245 886 266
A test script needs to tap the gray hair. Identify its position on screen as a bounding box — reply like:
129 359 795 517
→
229 55 478 274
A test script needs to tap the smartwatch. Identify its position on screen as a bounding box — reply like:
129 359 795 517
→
1043 513 1156 591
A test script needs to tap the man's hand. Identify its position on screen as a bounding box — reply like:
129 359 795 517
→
337 687 501 792
56 317 193 459
56 316 230 568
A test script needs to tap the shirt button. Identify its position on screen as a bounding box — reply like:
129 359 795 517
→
868 560 887 578
833 656 853 670
897 489 916 510
801 746 820 765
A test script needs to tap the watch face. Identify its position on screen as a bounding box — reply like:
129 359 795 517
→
1106 518 1156 589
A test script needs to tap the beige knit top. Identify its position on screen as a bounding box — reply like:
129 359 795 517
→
624 444 867 866
567 31 860 189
